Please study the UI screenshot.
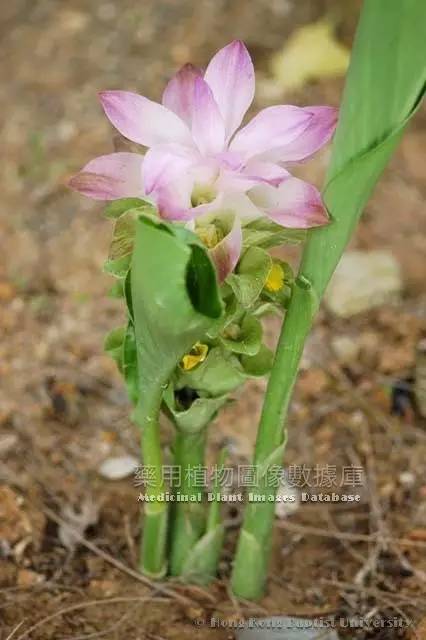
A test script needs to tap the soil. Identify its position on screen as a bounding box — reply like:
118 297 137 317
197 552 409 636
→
1 1 425 639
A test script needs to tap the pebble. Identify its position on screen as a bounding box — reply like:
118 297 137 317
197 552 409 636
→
331 335 360 364
98 455 139 480
275 479 300 519
324 250 402 318
399 472 416 488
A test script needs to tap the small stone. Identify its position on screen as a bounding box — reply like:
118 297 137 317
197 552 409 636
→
331 335 360 364
275 480 300 519
98 455 139 480
298 369 329 397
17 569 44 588
399 472 416 488
0 433 18 456
324 250 402 318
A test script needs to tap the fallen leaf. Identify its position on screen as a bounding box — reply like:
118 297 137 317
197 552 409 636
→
270 20 350 92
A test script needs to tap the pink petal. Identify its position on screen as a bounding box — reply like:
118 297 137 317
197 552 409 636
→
209 216 242 283
191 77 226 155
68 152 144 200
249 178 329 228
142 144 199 194
222 192 263 222
98 90 193 147
265 106 338 163
229 106 313 160
204 40 255 139
152 173 195 221
162 64 203 126
237 160 291 188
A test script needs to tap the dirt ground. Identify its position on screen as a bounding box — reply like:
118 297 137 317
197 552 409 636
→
1 1 425 638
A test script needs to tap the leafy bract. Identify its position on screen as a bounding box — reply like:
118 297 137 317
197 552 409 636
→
220 314 262 356
131 215 223 406
242 219 306 249
176 347 246 396
240 344 274 377
227 247 272 308
164 388 229 434
104 197 156 220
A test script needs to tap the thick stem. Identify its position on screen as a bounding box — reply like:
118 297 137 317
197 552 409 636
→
169 429 207 576
135 384 168 578
231 280 317 599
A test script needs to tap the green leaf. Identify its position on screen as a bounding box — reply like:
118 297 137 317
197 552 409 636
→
131 215 223 408
220 314 262 356
240 344 274 378
104 197 156 220
176 347 246 396
227 246 272 308
243 218 306 249
301 0 426 300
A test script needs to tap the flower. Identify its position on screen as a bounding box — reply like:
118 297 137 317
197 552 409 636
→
180 342 209 371
69 41 337 280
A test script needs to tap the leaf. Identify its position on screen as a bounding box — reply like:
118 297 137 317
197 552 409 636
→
104 197 155 219
130 215 223 413
240 344 274 377
227 247 272 308
243 218 306 249
301 0 426 300
270 20 350 92
220 314 262 356
176 347 246 396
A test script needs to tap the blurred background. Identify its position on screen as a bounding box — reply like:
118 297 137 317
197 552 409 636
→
0 1 425 638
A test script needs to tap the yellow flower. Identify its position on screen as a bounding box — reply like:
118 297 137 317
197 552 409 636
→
196 224 221 249
180 342 209 371
265 263 284 292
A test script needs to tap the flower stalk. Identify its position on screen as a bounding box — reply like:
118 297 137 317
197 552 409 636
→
169 429 207 576
134 383 168 578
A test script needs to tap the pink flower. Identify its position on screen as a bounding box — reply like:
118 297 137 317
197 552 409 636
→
69 41 337 279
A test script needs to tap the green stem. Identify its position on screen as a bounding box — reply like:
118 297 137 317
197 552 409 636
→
134 384 168 579
230 280 317 599
169 429 207 576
